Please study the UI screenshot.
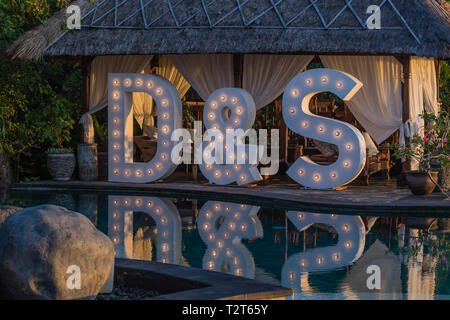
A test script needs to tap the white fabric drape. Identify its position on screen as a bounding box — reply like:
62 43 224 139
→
320 55 403 145
169 54 234 100
409 57 439 138
134 56 191 129
243 55 314 110
81 55 152 143
132 65 154 128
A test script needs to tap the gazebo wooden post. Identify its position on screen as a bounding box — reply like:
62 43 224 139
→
277 97 288 166
435 58 441 99
233 54 243 88
397 55 412 182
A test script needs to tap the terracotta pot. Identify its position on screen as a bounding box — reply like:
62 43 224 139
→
47 153 75 181
406 171 439 195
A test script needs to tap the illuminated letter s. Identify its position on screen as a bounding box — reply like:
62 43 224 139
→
282 68 366 189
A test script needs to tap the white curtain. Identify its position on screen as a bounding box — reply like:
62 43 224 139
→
81 55 152 143
132 65 154 128
169 54 234 100
243 55 314 110
134 56 191 129
409 57 439 137
320 55 403 145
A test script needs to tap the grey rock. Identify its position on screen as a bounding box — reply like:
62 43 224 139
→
0 205 114 300
0 206 22 225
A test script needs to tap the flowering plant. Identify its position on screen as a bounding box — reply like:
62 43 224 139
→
388 111 449 195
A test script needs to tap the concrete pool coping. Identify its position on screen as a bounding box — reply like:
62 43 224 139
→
114 258 292 300
10 180 450 216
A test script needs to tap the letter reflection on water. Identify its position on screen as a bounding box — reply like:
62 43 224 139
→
108 196 182 265
282 212 366 299
197 201 263 278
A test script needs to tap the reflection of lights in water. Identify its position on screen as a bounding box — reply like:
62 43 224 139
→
281 211 366 297
197 201 262 279
108 196 181 265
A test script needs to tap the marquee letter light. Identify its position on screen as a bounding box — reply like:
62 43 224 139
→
282 69 366 189
108 73 182 182
197 201 263 278
281 211 366 299
198 88 262 185
108 196 182 265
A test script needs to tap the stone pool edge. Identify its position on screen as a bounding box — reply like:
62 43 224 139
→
10 180 450 216
115 258 292 300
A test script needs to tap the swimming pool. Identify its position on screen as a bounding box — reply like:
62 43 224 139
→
2 189 450 300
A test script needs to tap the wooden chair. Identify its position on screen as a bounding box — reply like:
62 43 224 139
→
306 144 392 185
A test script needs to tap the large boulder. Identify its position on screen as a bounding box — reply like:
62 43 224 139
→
0 205 22 225
0 205 114 300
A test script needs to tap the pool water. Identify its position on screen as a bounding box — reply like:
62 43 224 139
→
2 190 450 300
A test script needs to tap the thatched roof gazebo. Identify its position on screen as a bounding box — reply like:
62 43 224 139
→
8 0 450 59
7 0 450 183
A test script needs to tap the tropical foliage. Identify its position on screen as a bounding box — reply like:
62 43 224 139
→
0 0 82 181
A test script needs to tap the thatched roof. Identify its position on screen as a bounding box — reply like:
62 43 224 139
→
5 0 97 60
7 0 450 60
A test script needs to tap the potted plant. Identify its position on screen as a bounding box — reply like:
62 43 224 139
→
389 111 449 197
43 110 75 181
47 147 75 181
